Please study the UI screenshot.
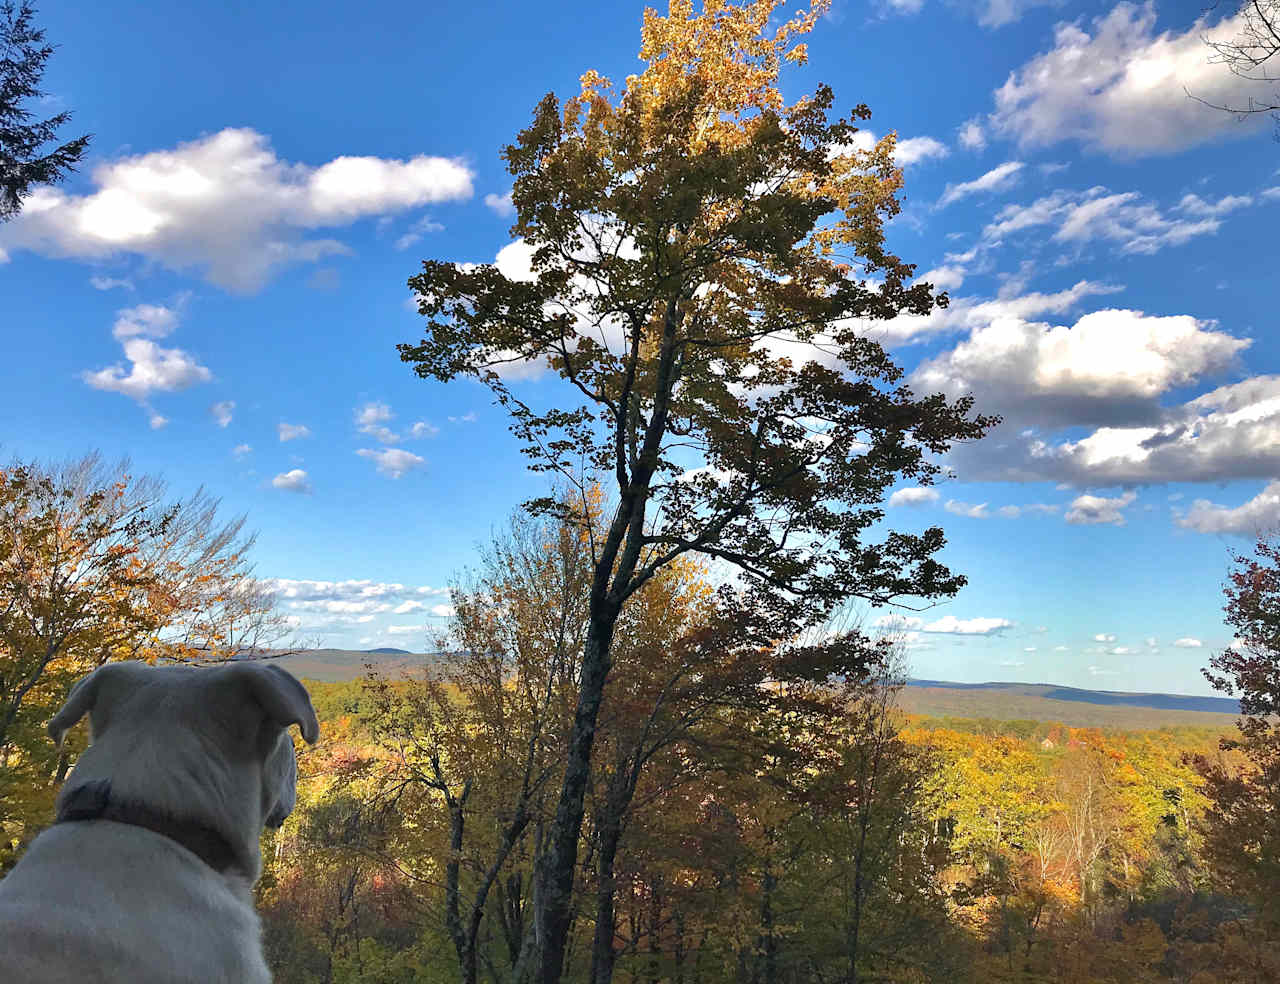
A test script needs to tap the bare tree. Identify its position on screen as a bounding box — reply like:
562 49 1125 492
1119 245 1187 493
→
1193 1 1280 131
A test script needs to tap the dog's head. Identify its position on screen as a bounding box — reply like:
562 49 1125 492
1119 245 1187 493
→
48 661 320 881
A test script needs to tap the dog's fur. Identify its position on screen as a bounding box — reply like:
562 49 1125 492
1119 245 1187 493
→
0 660 319 983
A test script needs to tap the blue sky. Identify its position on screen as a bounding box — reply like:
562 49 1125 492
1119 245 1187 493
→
2 0 1277 695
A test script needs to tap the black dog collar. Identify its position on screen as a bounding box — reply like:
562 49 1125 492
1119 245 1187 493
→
55 778 239 874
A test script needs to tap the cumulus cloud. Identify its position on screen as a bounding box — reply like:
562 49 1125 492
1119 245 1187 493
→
408 420 439 438
82 301 211 422
922 615 1015 635
909 307 1248 430
263 578 449 605
356 447 425 478
393 600 426 615
945 499 990 518
278 422 311 442
484 192 515 217
83 338 211 401
430 603 456 618
887 486 940 507
272 469 311 493
355 401 399 444
874 276 1124 347
949 374 1280 486
210 400 235 427
988 3 1277 156
232 443 252 457
957 117 987 150
1176 481 1280 535
0 128 474 291
984 186 1228 256
1065 490 1137 525
895 136 950 166
1173 637 1204 648
938 161 1024 207
1094 633 1117 642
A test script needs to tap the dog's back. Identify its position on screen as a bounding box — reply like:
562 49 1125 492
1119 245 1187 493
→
0 821 272 984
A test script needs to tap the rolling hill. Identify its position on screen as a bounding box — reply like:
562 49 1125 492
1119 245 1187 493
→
272 649 1241 731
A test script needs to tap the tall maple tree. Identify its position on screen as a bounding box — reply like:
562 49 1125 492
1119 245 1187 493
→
400 2 996 977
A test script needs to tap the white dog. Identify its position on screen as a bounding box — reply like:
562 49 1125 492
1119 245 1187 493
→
0 660 319 983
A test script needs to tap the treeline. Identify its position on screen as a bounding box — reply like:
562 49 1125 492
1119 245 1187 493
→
247 506 1278 983
257 677 1267 983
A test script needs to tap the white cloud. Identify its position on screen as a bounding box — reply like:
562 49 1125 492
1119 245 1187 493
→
911 307 1247 431
988 3 1277 157
1001 658 1026 667
408 420 439 438
1262 187 1280 201
387 624 425 635
1176 481 1280 535
210 400 235 428
232 443 252 457
263 578 448 605
977 0 1057 28
0 128 474 291
922 615 1015 635
484 191 515 217
1093 633 1117 642
887 486 940 507
985 186 1227 255
894 136 949 166
272 469 311 493
949 374 1280 487
997 503 1060 518
1023 646 1037 653
957 117 987 151
938 161 1024 207
394 215 444 251
278 422 311 442
1176 193 1254 217
89 275 133 290
1065 490 1137 525
429 603 456 618
1088 665 1120 677
356 447 425 478
1108 645 1134 655
945 499 989 518
355 401 400 444
449 412 477 423
393 600 426 615
83 337 211 401
1173 637 1204 648
111 302 179 339
1053 644 1070 651
918 265 966 291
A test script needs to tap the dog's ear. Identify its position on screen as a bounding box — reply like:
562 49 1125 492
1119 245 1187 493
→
234 663 320 745
264 732 298 828
47 663 137 748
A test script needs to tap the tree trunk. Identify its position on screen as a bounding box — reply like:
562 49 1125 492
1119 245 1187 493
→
589 815 623 984
536 613 618 983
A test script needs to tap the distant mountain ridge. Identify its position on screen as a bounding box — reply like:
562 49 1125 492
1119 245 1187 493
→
905 679 1239 716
